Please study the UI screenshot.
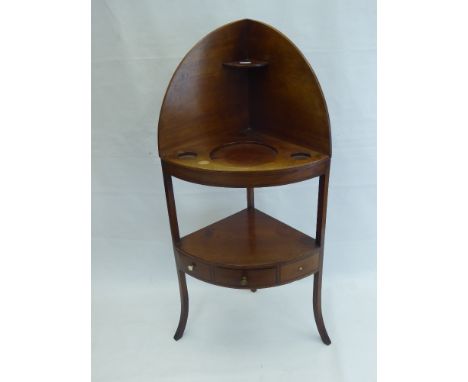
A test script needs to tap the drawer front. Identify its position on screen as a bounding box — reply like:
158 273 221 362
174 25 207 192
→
280 254 319 283
213 267 277 288
177 253 212 281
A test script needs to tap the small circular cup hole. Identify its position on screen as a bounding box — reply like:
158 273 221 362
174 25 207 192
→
291 152 311 160
177 151 197 159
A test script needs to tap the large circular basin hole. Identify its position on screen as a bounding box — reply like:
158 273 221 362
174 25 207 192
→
177 151 197 159
291 152 311 160
210 141 277 166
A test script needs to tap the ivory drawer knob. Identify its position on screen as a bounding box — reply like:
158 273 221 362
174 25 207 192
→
298 266 304 271
240 276 248 286
187 264 195 272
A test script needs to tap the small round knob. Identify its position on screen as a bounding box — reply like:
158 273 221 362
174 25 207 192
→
298 266 304 271
240 276 248 286
187 264 195 272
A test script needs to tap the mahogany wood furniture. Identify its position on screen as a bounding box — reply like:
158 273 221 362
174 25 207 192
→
158 19 332 344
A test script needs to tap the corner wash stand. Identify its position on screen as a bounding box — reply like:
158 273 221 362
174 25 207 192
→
158 19 332 344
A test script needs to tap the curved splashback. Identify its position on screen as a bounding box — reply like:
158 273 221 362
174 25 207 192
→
158 19 331 157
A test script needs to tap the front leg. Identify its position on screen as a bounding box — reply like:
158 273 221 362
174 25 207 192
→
173 269 189 340
313 269 331 345
313 172 331 345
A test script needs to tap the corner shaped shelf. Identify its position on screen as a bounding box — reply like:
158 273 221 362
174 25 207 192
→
175 208 320 288
223 58 268 69
161 130 330 188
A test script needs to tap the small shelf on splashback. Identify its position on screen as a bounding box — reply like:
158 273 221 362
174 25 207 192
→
222 58 268 68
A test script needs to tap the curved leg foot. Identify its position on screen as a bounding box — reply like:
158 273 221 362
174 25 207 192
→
173 270 189 341
313 271 331 345
250 289 257 293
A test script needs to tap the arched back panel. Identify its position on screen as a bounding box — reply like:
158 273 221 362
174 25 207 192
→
158 19 331 157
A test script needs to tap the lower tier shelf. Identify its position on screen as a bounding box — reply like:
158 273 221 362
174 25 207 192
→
175 208 321 289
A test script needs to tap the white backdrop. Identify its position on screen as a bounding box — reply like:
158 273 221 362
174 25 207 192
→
92 1 376 381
